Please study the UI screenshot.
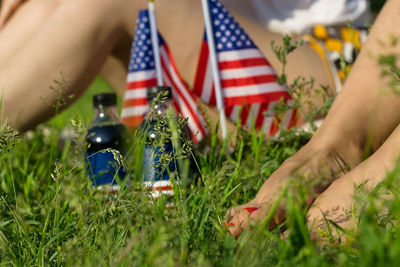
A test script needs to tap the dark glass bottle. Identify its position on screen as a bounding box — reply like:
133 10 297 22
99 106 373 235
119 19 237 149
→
85 93 130 191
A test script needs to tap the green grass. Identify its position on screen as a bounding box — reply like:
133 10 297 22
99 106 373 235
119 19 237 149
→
2 16 400 264
2 76 400 266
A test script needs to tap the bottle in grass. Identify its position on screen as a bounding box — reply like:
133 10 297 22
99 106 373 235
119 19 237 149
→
141 86 183 198
85 93 131 192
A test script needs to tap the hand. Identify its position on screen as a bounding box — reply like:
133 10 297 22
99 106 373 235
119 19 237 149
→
0 0 25 30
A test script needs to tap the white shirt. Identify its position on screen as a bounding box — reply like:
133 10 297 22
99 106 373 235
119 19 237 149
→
222 0 370 34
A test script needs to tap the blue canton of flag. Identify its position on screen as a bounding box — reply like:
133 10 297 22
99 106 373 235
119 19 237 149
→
128 18 164 73
211 2 256 52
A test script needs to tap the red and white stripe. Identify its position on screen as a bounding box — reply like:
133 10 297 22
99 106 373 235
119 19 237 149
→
159 45 207 142
193 42 296 133
122 70 155 127
144 180 174 198
194 45 291 106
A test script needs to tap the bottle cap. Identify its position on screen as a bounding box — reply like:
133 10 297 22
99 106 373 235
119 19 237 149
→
93 93 117 108
146 86 172 102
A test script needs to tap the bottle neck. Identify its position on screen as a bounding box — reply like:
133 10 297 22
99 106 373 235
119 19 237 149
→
147 98 173 119
92 105 121 126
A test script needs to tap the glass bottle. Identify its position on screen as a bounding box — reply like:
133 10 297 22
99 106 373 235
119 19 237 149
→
141 86 178 197
85 93 130 192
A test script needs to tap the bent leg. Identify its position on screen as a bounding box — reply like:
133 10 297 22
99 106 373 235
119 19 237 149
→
0 0 62 67
307 120 400 241
227 0 400 237
0 0 145 130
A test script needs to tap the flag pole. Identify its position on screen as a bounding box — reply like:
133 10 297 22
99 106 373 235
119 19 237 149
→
148 0 163 86
200 0 227 139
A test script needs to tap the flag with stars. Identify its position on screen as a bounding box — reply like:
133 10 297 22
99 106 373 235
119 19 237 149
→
194 0 296 134
122 10 207 142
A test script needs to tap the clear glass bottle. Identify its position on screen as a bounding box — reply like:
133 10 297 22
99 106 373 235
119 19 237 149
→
85 93 130 192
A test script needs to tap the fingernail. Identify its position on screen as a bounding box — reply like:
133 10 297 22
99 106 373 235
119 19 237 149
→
244 207 258 213
228 222 235 226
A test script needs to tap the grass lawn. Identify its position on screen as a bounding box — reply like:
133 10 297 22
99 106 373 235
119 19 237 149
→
2 76 400 266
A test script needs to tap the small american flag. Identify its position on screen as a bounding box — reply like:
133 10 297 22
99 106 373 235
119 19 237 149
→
194 0 296 134
122 10 207 142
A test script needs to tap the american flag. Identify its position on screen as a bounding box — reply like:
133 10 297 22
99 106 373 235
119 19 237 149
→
194 0 296 134
121 10 207 142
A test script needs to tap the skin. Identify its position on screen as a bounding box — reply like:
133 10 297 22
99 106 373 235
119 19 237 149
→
307 120 400 241
227 0 400 238
0 0 144 130
0 0 24 30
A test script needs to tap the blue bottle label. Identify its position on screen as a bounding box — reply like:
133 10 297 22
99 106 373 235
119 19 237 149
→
85 151 126 186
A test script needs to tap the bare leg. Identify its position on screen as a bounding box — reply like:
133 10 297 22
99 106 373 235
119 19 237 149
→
307 119 400 241
0 0 146 130
0 0 24 30
0 0 61 64
0 0 129 97
227 0 400 237
100 56 128 97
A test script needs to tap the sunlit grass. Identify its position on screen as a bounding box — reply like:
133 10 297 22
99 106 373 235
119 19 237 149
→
3 74 400 265
3 23 400 264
